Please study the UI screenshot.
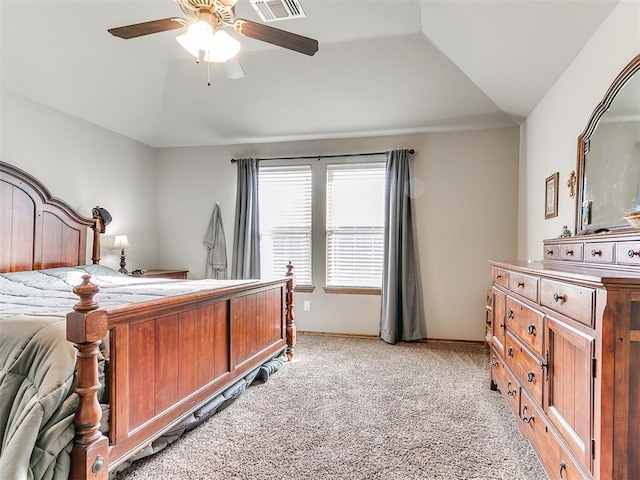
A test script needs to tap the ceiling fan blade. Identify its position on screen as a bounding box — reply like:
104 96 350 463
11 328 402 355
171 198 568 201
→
223 57 245 79
108 18 185 39
234 19 318 56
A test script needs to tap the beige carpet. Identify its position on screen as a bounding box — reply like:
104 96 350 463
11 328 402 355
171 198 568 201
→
115 334 547 480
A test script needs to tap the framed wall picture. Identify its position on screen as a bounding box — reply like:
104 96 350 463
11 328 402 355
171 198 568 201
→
545 172 559 219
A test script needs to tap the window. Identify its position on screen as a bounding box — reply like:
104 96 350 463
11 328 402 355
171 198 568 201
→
326 163 385 288
258 165 312 285
258 156 386 292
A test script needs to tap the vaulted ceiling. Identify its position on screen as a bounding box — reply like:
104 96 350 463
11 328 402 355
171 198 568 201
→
0 0 619 148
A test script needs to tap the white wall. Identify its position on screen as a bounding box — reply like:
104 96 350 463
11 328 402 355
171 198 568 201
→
157 129 519 340
0 91 159 271
519 0 640 260
0 89 518 341
414 128 519 340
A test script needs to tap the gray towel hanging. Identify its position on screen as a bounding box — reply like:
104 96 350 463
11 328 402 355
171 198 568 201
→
203 202 227 279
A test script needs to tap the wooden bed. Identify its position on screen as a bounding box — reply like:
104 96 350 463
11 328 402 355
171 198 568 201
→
0 161 296 480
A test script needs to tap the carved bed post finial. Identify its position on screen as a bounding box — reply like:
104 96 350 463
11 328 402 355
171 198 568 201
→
91 207 104 265
66 275 109 480
285 261 297 361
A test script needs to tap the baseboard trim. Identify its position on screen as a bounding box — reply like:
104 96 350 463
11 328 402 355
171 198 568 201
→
417 338 485 346
298 331 378 340
298 331 484 345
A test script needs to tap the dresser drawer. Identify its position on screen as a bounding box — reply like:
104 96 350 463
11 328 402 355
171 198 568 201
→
490 346 507 394
492 267 509 289
559 243 583 262
506 296 544 356
505 333 543 407
540 279 595 326
584 241 614 264
616 241 640 266
508 272 539 303
502 365 521 419
491 350 522 419
519 390 586 480
544 244 559 260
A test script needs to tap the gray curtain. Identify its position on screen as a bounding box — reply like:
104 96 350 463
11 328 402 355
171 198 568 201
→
380 149 426 344
203 202 227 279
231 158 261 279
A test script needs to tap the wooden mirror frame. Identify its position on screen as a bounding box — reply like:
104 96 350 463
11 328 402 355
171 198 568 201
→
575 53 640 235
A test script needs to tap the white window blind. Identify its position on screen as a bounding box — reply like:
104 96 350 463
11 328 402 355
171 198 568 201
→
258 165 312 285
326 162 385 287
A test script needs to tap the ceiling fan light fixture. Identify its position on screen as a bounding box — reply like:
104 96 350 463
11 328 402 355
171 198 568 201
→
187 19 215 49
176 31 200 58
209 29 241 61
176 21 240 63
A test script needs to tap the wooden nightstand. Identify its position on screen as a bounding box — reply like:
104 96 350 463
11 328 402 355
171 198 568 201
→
132 269 188 280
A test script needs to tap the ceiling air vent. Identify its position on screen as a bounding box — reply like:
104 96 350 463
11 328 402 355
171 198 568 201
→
249 0 306 22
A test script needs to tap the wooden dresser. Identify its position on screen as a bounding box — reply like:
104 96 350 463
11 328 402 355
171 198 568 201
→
489 233 640 480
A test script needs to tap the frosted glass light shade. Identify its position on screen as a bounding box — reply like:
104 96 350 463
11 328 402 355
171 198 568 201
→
176 27 240 63
188 20 215 49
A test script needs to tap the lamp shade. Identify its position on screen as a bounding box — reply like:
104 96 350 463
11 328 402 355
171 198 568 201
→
112 235 133 250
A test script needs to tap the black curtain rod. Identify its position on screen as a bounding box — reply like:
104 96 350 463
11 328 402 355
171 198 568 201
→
230 149 415 163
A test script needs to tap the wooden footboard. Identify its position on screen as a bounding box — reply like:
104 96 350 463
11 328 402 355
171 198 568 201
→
67 271 296 480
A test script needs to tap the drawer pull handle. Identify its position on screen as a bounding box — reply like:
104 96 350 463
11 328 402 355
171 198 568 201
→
517 281 525 288
507 346 514 357
629 249 640 258
553 293 565 302
507 381 517 397
559 461 567 479
491 357 498 368
546 249 553 255
527 371 535 383
507 309 514 319
539 351 549 380
496 273 502 279
565 249 574 256
500 322 505 330
521 405 534 424
527 324 536 335
591 249 602 257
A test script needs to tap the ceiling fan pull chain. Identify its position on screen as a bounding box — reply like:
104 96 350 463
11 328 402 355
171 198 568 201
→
207 62 211 87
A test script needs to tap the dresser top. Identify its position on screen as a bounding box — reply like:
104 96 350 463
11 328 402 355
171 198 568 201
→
490 260 640 286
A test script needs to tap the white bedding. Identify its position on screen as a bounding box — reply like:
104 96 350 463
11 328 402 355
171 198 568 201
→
0 265 258 317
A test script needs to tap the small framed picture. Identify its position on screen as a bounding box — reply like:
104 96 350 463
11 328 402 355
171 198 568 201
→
545 172 559 219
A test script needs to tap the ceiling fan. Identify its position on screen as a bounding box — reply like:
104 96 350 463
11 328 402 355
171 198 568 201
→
108 0 318 78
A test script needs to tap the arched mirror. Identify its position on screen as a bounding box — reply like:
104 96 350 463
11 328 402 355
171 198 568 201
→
576 53 640 234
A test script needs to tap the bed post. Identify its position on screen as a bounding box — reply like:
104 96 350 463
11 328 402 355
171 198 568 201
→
91 207 105 265
285 262 296 361
66 275 109 480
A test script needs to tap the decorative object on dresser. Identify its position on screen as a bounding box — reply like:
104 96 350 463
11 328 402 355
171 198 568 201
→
111 234 133 274
559 225 572 238
490 53 640 480
623 211 640 229
544 172 559 219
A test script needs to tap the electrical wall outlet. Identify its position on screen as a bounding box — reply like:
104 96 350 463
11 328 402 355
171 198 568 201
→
303 300 311 311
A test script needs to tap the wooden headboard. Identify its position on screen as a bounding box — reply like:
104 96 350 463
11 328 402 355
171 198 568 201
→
0 161 104 273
